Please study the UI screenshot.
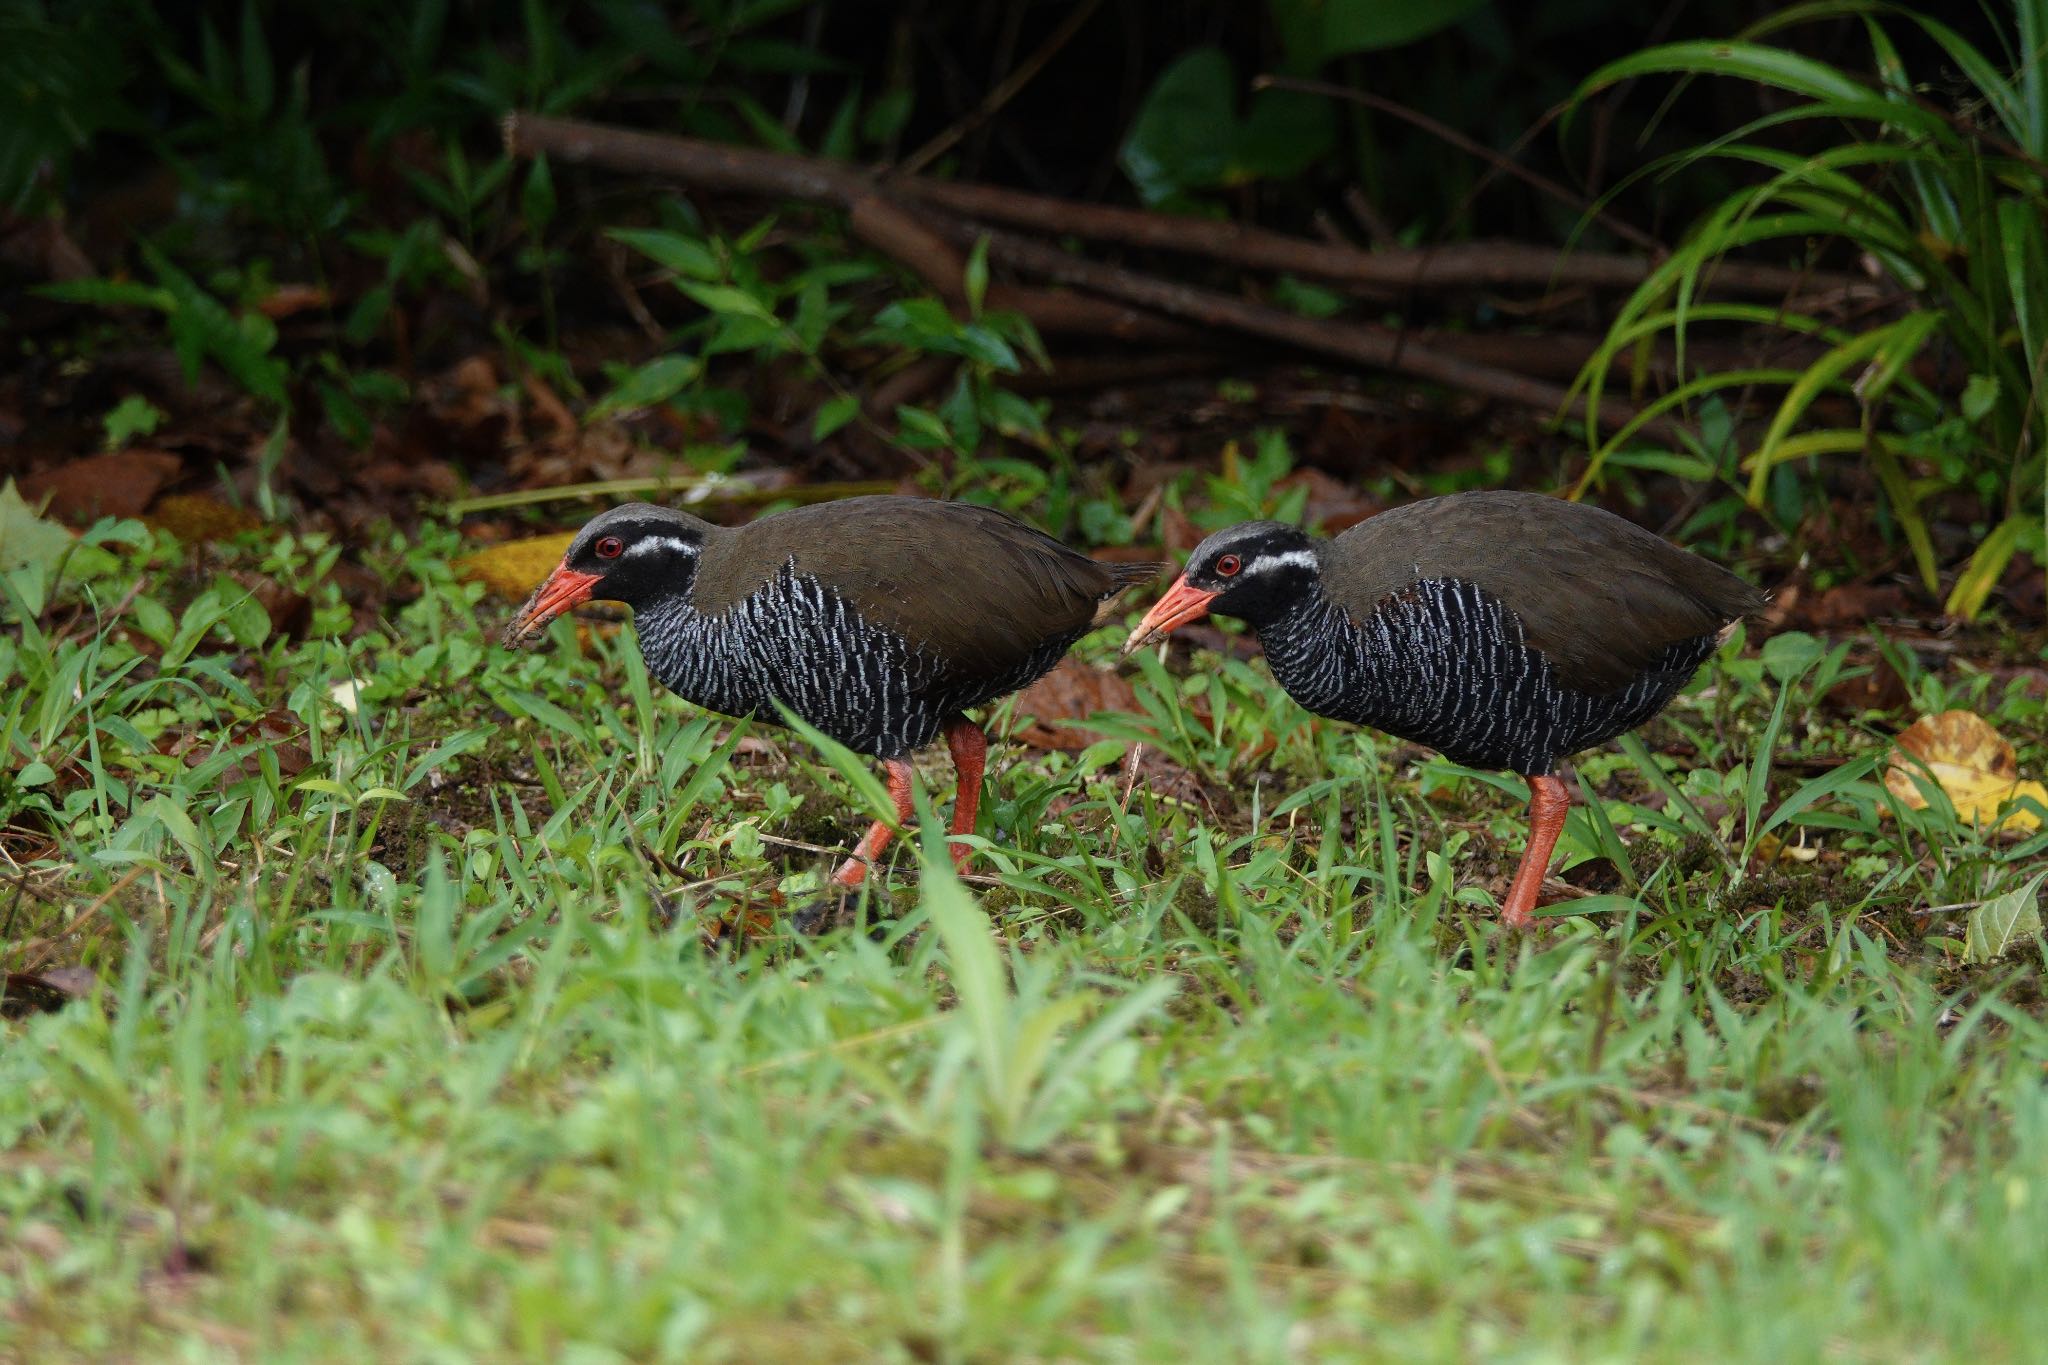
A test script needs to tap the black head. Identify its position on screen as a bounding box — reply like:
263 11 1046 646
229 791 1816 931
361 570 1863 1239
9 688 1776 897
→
1122 521 1321 653
505 503 711 644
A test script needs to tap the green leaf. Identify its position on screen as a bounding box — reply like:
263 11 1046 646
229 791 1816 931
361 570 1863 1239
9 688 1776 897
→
224 591 270 649
812 393 860 441
1760 631 1823 684
1945 512 2033 620
143 244 288 404
863 87 914 146
608 227 721 281
964 234 990 318
1577 40 1882 108
15 761 55 788
588 354 702 421
404 728 494 791
522 153 556 235
1965 870 2048 964
1961 373 2000 423
1120 47 1333 204
238 0 273 115
1744 315 1941 504
0 480 75 575
674 281 775 321
33 279 176 312
1760 755 1882 838
101 394 167 450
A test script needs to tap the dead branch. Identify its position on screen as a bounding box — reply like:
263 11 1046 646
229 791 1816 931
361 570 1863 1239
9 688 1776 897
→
847 193 1205 344
956 226 1676 438
506 114 1869 303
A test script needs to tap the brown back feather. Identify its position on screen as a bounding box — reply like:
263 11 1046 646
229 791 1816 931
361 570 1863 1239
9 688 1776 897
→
1321 490 1765 693
692 496 1158 682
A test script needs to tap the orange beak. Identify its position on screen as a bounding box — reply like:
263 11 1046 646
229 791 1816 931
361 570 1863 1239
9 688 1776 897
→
504 562 602 646
1120 575 1220 657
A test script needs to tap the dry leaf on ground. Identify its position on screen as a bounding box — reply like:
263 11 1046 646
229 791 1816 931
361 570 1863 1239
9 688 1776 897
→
1885 709 2046 833
21 449 182 524
454 532 577 600
1010 659 1141 750
2 967 97 1018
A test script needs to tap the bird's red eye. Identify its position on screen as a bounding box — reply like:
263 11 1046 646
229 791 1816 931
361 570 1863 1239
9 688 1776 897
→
1215 554 1242 577
595 536 624 559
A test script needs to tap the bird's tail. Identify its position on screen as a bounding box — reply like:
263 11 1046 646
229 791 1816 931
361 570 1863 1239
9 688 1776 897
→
1092 560 1167 624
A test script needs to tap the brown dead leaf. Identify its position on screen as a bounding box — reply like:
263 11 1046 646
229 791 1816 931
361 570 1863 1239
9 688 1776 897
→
1011 660 1141 751
21 449 181 524
2 966 97 1017
454 531 577 601
1822 655 1909 716
1762 581 1915 632
355 458 461 499
253 283 331 319
148 494 264 543
1886 709 2045 832
159 709 311 783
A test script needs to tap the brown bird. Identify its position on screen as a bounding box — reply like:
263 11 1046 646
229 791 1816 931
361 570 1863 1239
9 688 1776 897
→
509 497 1157 888
1123 490 1763 927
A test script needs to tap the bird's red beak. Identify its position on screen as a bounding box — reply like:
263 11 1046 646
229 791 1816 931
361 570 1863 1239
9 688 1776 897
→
504 562 601 646
1120 575 1220 656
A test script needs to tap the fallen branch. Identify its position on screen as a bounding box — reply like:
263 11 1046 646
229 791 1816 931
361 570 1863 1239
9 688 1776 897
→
507 114 1869 302
955 226 1674 438
503 113 1692 433
903 180 1863 301
846 195 1202 345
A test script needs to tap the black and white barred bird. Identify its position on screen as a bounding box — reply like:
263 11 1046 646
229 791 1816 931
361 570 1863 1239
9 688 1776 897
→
508 497 1158 888
1122 490 1764 928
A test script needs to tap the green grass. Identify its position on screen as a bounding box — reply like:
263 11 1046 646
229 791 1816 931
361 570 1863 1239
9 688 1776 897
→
4 516 2047 1361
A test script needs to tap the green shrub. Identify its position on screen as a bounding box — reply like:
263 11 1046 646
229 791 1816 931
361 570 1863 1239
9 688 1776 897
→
1568 0 2048 617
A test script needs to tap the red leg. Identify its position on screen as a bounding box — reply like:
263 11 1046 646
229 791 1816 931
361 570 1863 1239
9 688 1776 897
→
831 759 917 887
1501 774 1571 929
943 716 988 874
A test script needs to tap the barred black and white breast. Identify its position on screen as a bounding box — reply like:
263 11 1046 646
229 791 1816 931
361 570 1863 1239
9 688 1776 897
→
1129 491 1762 776
508 496 1158 759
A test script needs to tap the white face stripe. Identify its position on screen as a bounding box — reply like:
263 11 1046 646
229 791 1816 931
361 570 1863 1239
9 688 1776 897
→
624 535 699 559
1249 549 1318 574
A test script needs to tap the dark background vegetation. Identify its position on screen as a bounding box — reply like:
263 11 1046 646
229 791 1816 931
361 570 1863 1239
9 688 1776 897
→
2 0 2044 696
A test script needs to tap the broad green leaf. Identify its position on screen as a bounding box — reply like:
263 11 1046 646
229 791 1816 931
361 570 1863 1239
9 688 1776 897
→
675 281 775 321
1945 513 2033 619
812 393 860 441
1965 870 2048 964
608 227 721 281
0 480 75 575
1119 47 1332 204
588 354 702 421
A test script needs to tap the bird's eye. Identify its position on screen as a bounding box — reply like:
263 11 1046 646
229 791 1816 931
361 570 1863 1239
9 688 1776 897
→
1215 553 1242 577
595 536 624 560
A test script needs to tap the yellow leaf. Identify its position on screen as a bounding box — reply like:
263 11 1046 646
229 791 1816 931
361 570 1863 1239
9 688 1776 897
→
454 532 577 601
1885 709 2045 833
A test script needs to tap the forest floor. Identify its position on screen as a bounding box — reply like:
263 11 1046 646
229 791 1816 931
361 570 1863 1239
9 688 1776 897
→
4 352 2048 1360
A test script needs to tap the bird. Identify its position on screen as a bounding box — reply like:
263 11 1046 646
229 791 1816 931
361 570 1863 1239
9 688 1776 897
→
1121 490 1764 928
506 496 1159 889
